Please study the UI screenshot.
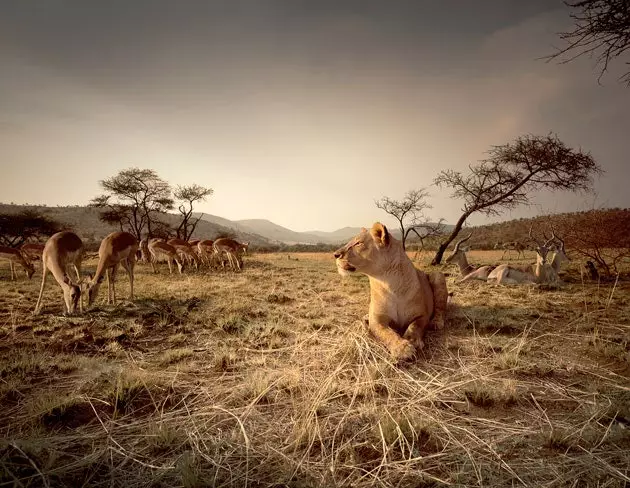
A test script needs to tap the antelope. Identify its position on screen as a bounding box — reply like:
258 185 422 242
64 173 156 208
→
138 238 151 263
487 228 558 285
547 231 570 274
20 242 45 262
167 238 200 270
148 239 184 274
0 246 35 280
34 231 84 315
213 238 249 271
83 232 138 306
197 239 218 267
499 240 527 260
445 233 495 283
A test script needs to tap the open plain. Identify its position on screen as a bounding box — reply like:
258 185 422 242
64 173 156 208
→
0 250 629 487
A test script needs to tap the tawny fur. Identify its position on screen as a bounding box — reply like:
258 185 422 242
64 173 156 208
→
20 243 45 263
334 223 449 362
84 232 138 306
34 231 84 315
148 239 184 274
167 238 200 269
213 238 249 271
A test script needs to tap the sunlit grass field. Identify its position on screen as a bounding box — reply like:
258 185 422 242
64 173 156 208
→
0 250 629 487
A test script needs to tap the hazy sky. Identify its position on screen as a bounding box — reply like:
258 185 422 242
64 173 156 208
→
1 1 629 232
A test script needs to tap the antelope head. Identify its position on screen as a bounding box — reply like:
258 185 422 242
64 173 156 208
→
445 232 472 264
528 225 555 265
551 228 569 261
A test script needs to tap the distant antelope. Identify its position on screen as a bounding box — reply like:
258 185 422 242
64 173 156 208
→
497 240 527 260
148 239 184 274
213 238 249 271
197 239 218 267
0 246 35 280
167 238 200 270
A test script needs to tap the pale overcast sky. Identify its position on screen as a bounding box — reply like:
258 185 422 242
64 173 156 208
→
1 1 628 232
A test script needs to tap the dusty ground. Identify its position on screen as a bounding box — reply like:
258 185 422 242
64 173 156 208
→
0 250 629 487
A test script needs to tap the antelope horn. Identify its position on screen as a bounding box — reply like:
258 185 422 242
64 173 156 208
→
528 225 544 247
551 226 565 252
544 228 556 250
453 232 473 253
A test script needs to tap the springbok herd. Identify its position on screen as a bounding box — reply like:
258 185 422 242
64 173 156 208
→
0 225 571 316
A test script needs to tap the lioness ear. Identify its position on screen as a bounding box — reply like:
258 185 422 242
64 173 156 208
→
370 222 390 248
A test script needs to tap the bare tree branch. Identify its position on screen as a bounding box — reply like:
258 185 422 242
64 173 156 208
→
375 188 435 250
544 0 630 85
431 133 602 264
174 184 213 240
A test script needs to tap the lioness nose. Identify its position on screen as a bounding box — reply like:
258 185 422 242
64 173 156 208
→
333 251 343 259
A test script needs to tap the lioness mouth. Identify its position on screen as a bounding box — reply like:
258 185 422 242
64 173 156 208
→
340 264 356 272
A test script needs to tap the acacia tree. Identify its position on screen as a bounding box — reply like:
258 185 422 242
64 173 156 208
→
0 210 64 247
174 184 213 240
547 0 630 84
90 168 174 240
408 219 446 252
431 133 602 265
375 188 438 250
555 208 630 275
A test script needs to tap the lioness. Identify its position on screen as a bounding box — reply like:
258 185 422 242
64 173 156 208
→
334 222 449 361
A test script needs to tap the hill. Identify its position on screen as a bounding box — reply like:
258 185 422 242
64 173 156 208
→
234 219 325 244
0 204 272 249
199 216 364 245
201 216 455 245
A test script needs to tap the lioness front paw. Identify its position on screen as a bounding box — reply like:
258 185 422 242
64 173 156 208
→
392 340 417 362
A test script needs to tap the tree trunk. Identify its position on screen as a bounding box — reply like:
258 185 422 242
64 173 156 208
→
186 214 203 241
431 212 470 265
398 220 406 251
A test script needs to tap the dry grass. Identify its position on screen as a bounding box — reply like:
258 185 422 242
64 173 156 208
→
0 251 629 487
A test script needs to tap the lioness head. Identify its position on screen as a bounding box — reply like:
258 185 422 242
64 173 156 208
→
333 222 396 277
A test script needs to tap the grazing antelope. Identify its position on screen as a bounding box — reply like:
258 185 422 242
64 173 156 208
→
20 242 45 263
148 239 184 274
487 228 558 285
213 238 249 271
167 238 200 269
196 239 218 267
34 231 84 315
84 232 138 306
498 240 527 260
445 233 495 283
138 238 151 263
0 246 35 280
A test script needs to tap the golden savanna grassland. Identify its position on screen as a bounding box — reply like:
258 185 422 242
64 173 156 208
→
0 250 629 487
